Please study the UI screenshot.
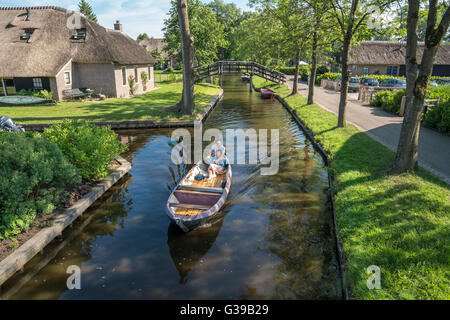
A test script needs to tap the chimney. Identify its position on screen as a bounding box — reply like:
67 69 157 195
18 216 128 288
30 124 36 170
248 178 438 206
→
114 20 122 32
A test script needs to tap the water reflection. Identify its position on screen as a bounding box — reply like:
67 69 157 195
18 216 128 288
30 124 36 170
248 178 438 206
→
3 75 341 299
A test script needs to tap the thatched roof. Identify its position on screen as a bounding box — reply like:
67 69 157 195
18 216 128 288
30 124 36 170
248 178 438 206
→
349 41 450 65
0 6 156 78
139 38 174 59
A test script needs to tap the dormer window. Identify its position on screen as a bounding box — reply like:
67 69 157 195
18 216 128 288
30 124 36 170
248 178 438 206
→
71 28 86 41
20 28 34 42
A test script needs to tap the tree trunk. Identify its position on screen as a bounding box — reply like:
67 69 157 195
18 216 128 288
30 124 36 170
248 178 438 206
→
337 34 351 127
308 31 318 105
171 0 195 114
292 49 300 95
392 0 450 172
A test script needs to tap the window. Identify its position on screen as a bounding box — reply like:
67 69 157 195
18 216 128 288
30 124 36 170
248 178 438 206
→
363 67 369 75
20 28 34 42
64 71 71 85
32 78 43 90
148 65 152 80
387 65 398 75
122 67 127 85
134 66 139 83
72 28 86 41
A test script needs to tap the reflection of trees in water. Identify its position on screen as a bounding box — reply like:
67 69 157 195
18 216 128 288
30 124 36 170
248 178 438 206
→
6 175 133 300
167 213 227 284
245 146 340 299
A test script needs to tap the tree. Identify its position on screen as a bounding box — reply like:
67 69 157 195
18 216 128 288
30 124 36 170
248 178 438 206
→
330 0 392 127
303 0 337 104
392 0 450 173
137 33 149 42
163 0 227 66
208 0 244 59
170 0 196 115
150 49 165 69
78 0 97 22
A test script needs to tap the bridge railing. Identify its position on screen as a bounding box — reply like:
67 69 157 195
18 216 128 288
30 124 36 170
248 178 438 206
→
194 61 286 84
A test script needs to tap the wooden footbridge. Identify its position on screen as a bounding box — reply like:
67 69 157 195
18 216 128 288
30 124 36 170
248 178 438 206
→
194 61 286 89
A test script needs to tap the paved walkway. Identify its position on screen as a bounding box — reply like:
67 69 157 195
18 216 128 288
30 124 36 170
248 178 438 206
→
287 76 450 184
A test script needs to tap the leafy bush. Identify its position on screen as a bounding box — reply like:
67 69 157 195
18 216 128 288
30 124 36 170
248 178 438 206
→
128 75 138 95
43 120 127 180
317 72 341 83
276 65 310 76
0 133 80 239
423 100 450 133
141 71 148 91
17 89 53 100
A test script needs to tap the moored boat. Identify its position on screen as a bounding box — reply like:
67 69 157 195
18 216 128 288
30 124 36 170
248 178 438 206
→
260 88 276 99
241 75 251 82
166 160 232 232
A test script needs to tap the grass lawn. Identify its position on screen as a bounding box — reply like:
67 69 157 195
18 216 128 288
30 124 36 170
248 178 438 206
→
253 76 450 300
0 83 220 124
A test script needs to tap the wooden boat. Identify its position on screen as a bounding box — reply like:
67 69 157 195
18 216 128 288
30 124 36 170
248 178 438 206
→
166 160 232 232
241 75 251 82
260 88 276 99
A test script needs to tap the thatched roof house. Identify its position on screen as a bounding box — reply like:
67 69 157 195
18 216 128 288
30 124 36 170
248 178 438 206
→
139 38 178 69
0 6 157 100
333 41 450 77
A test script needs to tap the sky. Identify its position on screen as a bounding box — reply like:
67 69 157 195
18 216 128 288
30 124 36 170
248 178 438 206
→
1 0 251 39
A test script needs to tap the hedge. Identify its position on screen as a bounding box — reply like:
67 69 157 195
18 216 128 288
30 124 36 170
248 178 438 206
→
0 133 80 239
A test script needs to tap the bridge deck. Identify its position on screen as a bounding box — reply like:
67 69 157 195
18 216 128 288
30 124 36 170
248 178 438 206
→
194 61 286 84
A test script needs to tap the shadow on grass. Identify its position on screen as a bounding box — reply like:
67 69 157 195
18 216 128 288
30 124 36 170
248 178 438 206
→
8 84 218 123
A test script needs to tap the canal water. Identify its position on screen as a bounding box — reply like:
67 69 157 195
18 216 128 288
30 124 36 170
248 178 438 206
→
2 75 341 299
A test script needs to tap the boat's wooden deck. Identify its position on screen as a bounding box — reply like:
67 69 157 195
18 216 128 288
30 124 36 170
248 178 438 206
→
188 173 225 189
175 208 205 216
173 171 226 216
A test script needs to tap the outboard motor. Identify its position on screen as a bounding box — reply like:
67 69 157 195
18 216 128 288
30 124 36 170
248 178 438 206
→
0 116 25 132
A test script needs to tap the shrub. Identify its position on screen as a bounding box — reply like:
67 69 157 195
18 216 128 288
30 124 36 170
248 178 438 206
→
0 133 80 239
141 71 148 91
316 65 330 76
17 89 54 100
128 75 138 95
423 100 450 133
43 120 127 180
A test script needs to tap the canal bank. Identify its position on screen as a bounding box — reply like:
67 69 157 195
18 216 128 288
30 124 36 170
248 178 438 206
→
252 76 450 300
1 75 342 299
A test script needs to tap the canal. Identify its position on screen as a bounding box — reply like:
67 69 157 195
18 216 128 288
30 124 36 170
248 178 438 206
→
2 75 341 299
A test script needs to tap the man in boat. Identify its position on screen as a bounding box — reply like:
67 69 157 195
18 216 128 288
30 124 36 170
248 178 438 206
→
206 140 226 164
206 149 228 181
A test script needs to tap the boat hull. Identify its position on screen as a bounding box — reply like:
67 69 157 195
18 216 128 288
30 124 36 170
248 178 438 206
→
260 88 276 99
166 161 232 232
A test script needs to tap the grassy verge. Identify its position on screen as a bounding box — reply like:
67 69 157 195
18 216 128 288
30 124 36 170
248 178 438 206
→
1 83 220 124
253 76 450 300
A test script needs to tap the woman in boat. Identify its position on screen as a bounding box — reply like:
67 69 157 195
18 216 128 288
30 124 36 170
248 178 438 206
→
206 149 228 181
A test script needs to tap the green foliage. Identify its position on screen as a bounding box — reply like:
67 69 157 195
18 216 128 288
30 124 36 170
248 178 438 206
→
43 120 127 180
17 89 53 100
163 0 228 65
141 71 148 91
128 75 137 95
78 0 97 22
0 133 80 239
372 86 450 118
137 33 149 42
423 100 450 133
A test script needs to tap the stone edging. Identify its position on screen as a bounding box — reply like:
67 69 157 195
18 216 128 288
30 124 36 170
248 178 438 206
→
20 90 224 132
251 79 349 300
0 157 132 288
